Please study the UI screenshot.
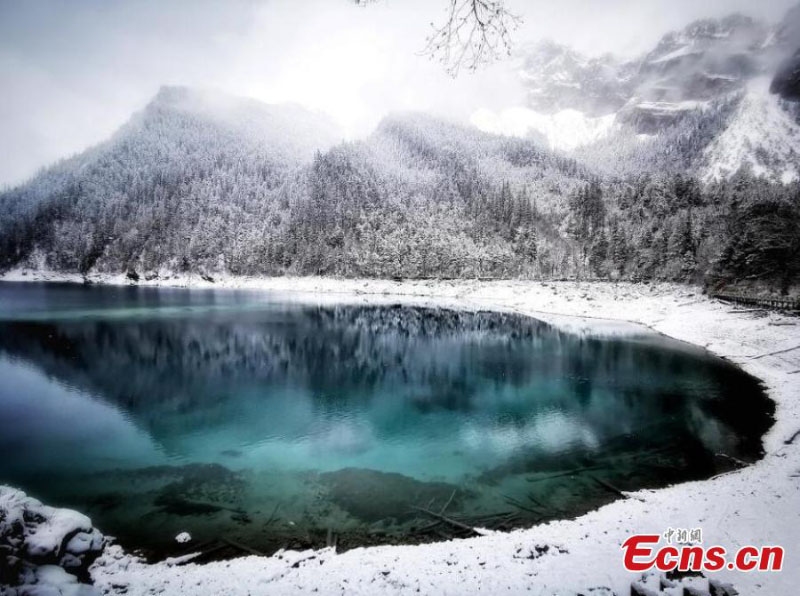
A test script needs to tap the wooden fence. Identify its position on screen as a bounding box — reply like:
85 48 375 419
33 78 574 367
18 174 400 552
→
712 293 800 311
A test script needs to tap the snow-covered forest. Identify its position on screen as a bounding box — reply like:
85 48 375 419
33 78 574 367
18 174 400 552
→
1 85 798 293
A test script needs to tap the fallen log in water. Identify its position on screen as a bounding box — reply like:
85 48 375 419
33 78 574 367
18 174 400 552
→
220 537 267 557
589 475 629 500
526 465 606 483
410 505 483 536
502 494 542 517
412 519 444 534
264 502 281 526
524 445 678 486
526 493 546 508
439 489 456 514
174 539 245 564
183 541 229 563
715 452 749 467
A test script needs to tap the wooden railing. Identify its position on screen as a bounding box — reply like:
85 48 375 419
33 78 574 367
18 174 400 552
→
712 293 800 311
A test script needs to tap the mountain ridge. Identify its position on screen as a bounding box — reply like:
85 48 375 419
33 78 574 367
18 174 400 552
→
1 8 799 292
475 4 800 183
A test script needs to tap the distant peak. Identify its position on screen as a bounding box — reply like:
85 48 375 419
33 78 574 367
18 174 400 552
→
148 85 210 109
146 85 241 111
679 13 760 38
154 84 191 100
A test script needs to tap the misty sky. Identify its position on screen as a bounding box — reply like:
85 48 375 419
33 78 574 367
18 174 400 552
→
0 0 796 187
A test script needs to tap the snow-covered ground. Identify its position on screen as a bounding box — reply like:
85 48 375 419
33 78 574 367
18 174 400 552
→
2 270 800 595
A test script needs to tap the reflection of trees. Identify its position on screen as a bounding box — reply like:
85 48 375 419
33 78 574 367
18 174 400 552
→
0 306 554 413
0 303 771 460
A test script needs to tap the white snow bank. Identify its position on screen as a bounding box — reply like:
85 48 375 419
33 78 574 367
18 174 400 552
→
20 565 101 595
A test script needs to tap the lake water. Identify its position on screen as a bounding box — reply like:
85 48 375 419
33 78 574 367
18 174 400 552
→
0 282 773 558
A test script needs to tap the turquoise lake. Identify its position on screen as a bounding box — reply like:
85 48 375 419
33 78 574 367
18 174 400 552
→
0 282 773 559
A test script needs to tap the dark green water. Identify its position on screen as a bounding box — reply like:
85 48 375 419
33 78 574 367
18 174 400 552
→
0 282 773 558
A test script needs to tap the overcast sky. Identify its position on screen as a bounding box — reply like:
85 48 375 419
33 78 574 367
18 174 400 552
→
0 0 796 187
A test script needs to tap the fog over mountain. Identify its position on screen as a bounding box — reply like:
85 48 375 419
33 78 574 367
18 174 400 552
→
475 5 800 182
1 2 799 294
1 0 797 187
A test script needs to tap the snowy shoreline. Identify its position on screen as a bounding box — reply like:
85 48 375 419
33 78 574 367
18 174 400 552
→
2 270 799 595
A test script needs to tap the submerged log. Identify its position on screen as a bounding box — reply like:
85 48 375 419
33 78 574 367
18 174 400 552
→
183 541 229 562
589 475 629 500
264 502 281 526
413 519 444 534
410 506 482 536
715 453 749 467
220 537 267 557
501 494 541 517
526 493 546 508
439 489 456 514
526 465 606 483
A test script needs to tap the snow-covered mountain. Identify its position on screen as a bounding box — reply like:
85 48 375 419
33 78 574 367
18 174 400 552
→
473 5 800 182
135 85 343 163
1 83 797 290
471 40 633 153
702 79 800 183
636 15 771 98
0 88 591 279
517 41 636 117
0 86 343 274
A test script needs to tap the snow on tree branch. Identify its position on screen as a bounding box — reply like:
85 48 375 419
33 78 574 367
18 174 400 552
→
422 0 521 76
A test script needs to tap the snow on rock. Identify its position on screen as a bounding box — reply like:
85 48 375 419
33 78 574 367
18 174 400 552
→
174 533 191 544
632 100 708 113
647 45 703 64
470 106 616 152
0 486 104 593
17 565 101 596
702 78 800 182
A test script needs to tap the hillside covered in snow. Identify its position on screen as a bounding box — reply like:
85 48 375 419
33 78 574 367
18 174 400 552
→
473 5 800 184
1 6 799 293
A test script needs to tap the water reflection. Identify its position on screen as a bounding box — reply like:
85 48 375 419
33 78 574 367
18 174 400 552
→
0 282 773 557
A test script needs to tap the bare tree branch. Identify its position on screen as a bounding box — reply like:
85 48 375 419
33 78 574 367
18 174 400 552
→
353 0 521 76
422 0 521 76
